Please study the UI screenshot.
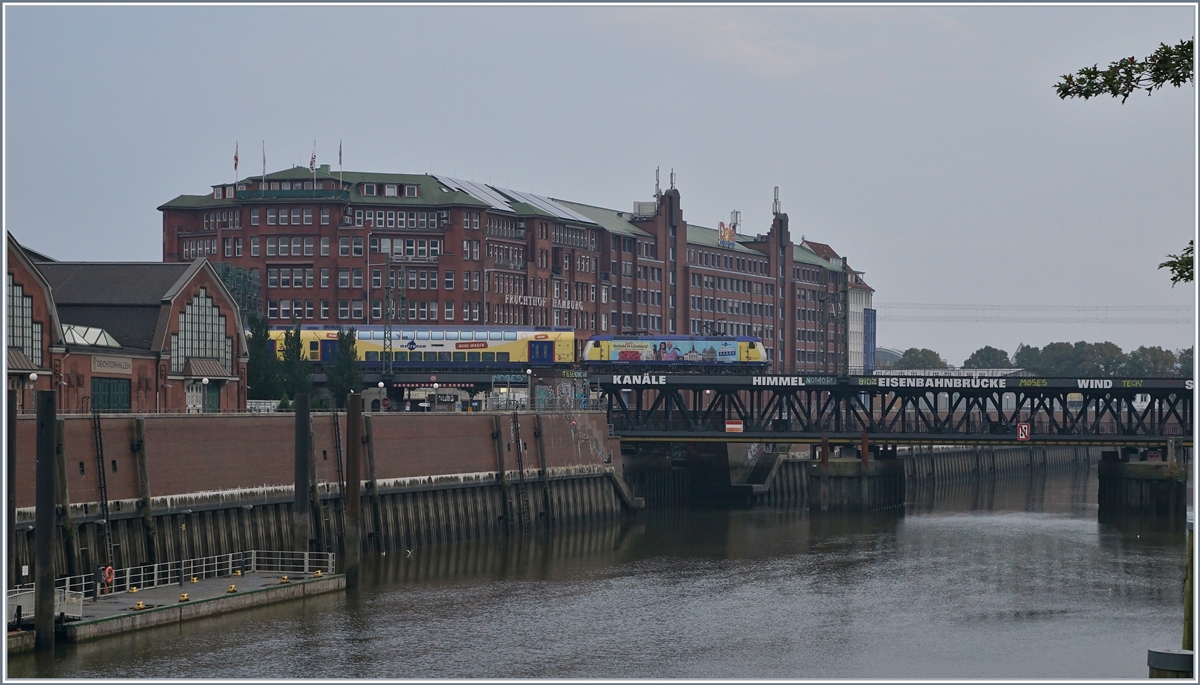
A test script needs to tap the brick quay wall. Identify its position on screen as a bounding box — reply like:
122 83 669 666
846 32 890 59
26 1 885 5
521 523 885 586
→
11 411 629 577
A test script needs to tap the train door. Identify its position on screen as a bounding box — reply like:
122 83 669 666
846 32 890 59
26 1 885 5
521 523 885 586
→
529 340 555 365
308 340 321 361
321 339 339 362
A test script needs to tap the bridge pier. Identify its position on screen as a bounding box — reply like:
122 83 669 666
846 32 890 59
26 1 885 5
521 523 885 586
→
809 458 905 513
1098 448 1188 523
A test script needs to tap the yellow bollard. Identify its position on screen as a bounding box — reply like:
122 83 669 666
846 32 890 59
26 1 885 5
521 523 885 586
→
280 576 290 584
178 593 190 602
226 585 238 593
313 570 322 577
234 570 242 576
129 586 138 593
132 601 146 611
190 576 198 583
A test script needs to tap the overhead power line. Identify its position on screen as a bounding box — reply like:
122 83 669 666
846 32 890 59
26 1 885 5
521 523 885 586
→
875 303 1194 325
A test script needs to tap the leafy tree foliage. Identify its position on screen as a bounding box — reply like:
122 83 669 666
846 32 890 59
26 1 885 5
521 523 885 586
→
1177 346 1193 378
1056 40 1194 285
894 348 948 370
1014 341 1189 377
325 328 363 408
1055 39 1193 103
245 309 281 400
962 345 1013 369
1159 240 1194 285
279 324 312 400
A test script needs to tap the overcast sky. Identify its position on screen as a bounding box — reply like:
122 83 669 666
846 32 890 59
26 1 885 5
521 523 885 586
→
4 4 1196 365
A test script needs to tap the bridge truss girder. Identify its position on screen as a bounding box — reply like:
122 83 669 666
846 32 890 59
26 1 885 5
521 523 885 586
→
604 383 1192 446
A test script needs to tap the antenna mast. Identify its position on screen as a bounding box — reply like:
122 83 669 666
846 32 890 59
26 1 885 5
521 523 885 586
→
772 186 780 216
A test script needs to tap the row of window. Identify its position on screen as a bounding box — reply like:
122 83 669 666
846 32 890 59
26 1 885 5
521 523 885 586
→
354 209 446 229
688 249 768 274
266 298 478 322
204 211 241 230
360 183 418 198
796 350 824 363
263 267 486 293
369 237 443 258
183 239 217 259
795 329 826 343
691 296 775 318
554 224 596 250
690 273 775 296
795 266 824 283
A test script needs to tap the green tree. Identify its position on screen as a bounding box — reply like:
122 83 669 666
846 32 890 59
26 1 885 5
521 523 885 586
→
1159 240 1194 286
894 348 948 370
1177 346 1194 378
1074 341 1126 377
325 328 363 408
1122 346 1178 377
962 345 1013 369
1055 39 1193 103
1012 341 1129 376
1055 39 1195 285
279 323 311 399
245 309 281 400
1013 343 1041 371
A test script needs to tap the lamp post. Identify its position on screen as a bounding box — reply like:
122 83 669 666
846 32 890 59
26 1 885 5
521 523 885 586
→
431 382 439 412
525 368 533 410
26 373 37 414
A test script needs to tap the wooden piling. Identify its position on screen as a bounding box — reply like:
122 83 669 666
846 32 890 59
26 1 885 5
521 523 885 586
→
535 414 555 526
132 417 157 568
293 394 311 553
364 415 385 553
34 390 57 651
492 414 513 533
6 390 15 591
343 394 363 588
55 418 79 577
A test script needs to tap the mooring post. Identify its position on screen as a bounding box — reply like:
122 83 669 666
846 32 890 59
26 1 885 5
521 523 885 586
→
363 415 384 552
7 390 17 591
343 394 362 588
821 431 830 468
34 390 57 651
860 430 870 512
55 419 79 578
294 393 311 553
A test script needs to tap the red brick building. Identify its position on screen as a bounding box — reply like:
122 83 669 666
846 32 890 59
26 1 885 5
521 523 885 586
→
159 167 874 374
6 234 248 413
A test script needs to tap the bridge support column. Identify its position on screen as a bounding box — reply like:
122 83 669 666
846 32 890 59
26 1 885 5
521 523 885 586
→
809 457 904 514
1098 452 1186 523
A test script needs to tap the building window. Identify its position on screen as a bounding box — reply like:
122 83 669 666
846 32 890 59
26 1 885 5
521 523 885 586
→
280 300 291 319
352 269 363 288
363 183 376 196
406 185 417 198
444 270 454 290
320 208 330 225
352 237 363 256
235 238 243 257
305 268 314 288
372 300 382 319
249 237 259 257
339 237 350 256
168 287 233 374
352 300 364 319
355 210 364 227
224 238 232 257
266 237 276 256
267 269 278 288
303 237 314 256
320 300 330 319
338 269 350 288
471 302 480 321
372 269 382 289
385 184 397 197
320 237 330 256
267 209 277 226
338 300 349 319
303 208 313 225
279 269 291 288
320 268 329 288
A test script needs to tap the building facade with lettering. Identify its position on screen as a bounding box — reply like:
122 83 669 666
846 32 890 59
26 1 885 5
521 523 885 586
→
6 235 248 413
159 167 874 374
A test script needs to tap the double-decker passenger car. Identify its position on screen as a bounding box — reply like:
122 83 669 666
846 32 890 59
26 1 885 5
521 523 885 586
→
269 325 575 369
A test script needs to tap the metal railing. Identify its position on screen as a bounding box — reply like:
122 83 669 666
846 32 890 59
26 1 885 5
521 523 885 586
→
52 550 336 601
6 587 85 621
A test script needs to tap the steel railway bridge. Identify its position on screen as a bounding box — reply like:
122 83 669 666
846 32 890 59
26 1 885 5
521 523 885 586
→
599 374 1194 447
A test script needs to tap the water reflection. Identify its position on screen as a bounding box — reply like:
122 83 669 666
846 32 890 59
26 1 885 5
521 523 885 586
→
9 470 1187 680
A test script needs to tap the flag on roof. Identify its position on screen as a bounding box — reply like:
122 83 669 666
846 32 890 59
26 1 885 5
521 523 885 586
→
233 142 239 172
310 141 316 172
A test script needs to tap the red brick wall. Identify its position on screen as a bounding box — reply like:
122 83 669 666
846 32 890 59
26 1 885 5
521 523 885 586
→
13 411 617 508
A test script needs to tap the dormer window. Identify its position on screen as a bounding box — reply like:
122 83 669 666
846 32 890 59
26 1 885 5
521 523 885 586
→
281 181 291 190
363 183 377 196
385 184 398 197
213 187 223 199
405 185 417 198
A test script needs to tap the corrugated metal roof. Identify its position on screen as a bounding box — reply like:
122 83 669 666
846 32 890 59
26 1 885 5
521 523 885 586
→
181 357 235 379
36 262 190 305
6 349 43 373
792 243 829 267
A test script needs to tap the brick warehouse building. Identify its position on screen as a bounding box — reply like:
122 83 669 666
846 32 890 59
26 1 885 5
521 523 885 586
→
159 167 874 374
6 234 249 413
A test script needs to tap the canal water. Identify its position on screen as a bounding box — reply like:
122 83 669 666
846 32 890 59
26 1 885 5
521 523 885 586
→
9 468 1188 679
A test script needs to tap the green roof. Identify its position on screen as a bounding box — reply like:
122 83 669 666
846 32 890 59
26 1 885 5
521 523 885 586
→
157 194 238 211
552 200 652 238
792 243 830 267
685 224 764 255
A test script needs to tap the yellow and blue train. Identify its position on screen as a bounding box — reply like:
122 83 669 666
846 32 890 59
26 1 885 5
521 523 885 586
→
267 326 766 372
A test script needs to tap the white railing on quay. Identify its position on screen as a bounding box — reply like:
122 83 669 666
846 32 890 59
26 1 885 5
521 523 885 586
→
6 587 85 622
52 550 336 601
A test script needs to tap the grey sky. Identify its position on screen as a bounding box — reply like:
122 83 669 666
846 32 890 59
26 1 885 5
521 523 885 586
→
4 4 1196 366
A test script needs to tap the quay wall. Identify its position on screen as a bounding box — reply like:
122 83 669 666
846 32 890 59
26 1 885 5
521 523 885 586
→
11 411 626 577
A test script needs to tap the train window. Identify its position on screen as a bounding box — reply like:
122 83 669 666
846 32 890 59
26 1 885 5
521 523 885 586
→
489 332 502 341
592 340 601 348
446 332 459 340
372 331 383 340
453 352 467 361
357 331 370 340
365 351 379 361
748 342 757 349
482 352 495 362
459 331 473 340
432 332 444 340
417 331 430 340
475 331 487 340
402 331 414 340
309 341 319 352
496 352 510 362
438 352 452 362
394 352 408 362
503 332 517 341
467 352 481 362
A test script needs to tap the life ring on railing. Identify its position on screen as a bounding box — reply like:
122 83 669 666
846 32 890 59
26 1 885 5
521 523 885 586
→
103 566 114 585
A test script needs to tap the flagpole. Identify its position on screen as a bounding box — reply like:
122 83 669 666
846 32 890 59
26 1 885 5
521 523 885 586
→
233 141 239 198
261 141 266 198
311 140 317 197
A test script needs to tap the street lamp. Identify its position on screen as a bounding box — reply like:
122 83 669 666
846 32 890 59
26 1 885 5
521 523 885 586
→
377 382 385 389
201 377 209 385
26 373 37 414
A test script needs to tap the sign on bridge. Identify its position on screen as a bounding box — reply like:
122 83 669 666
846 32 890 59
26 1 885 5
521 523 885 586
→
725 420 744 433
1016 423 1031 441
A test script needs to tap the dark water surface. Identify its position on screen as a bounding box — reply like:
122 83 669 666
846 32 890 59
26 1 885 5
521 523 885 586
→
8 469 1188 679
